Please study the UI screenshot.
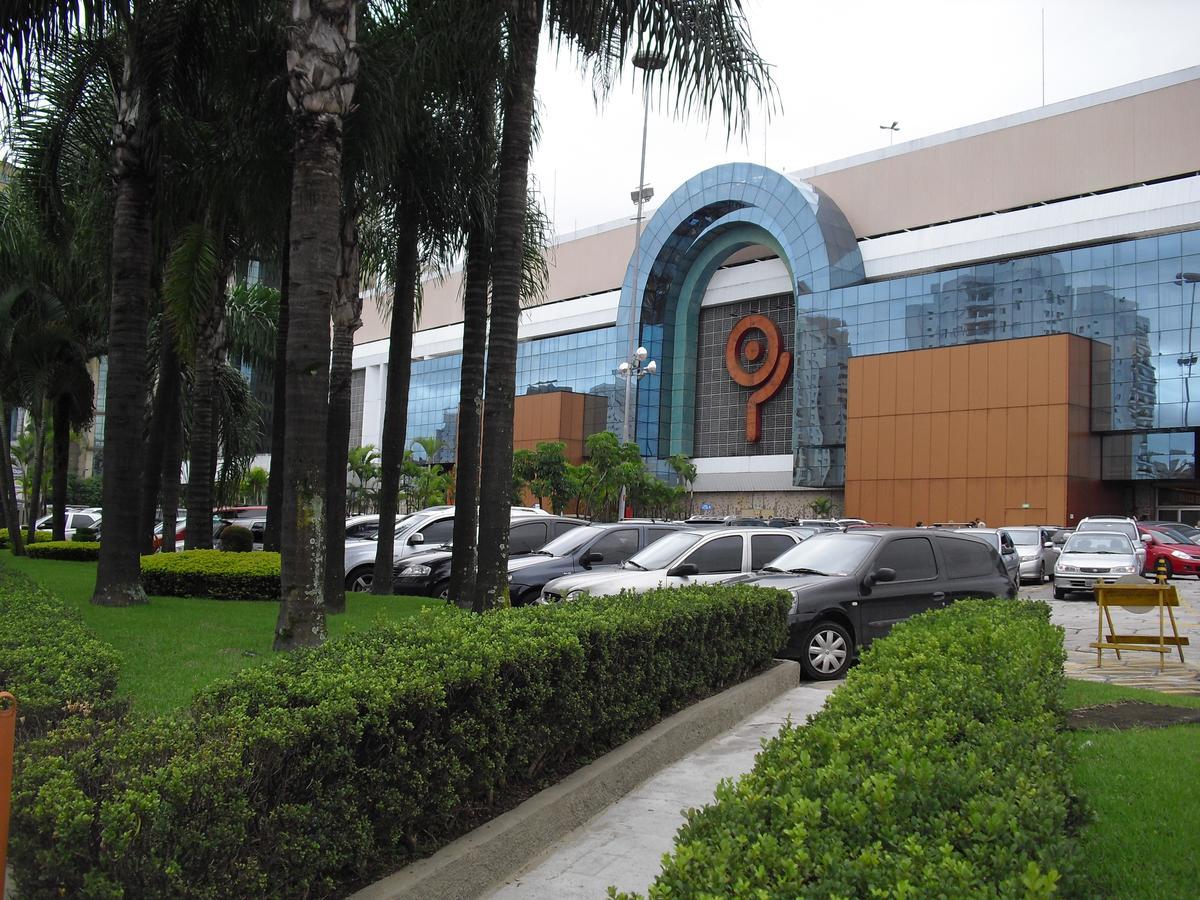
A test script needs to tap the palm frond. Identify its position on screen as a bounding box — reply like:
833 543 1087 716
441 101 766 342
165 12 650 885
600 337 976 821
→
225 281 279 369
162 223 221 358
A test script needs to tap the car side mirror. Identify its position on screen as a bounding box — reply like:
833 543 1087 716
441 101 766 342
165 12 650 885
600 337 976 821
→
407 533 424 546
582 550 604 565
1141 534 1152 543
667 562 699 577
1044 541 1053 548
864 567 896 588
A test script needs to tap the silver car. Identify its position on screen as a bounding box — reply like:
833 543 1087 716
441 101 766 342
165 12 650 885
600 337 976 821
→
1052 531 1140 599
953 528 1021 588
1076 516 1147 571
539 527 807 603
1005 527 1054 583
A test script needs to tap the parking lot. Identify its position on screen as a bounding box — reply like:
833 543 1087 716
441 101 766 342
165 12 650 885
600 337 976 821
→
1017 577 1200 694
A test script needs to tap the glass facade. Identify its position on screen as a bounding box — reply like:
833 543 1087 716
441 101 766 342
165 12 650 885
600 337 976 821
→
793 227 1200 486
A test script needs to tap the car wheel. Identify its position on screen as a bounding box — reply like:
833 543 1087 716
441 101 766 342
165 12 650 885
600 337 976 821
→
800 621 852 681
1053 586 1067 600
346 566 373 592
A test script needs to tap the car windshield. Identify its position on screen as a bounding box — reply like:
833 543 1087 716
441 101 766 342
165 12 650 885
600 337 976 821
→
1007 528 1041 546
623 531 704 570
762 533 880 576
536 525 602 557
1078 520 1134 536
1145 527 1194 545
1064 533 1134 554
395 513 432 537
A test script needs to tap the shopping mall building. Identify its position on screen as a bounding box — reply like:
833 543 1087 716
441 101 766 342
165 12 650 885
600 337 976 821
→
348 66 1200 528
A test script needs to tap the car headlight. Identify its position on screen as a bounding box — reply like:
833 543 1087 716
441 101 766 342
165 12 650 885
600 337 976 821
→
1171 550 1194 561
400 564 431 577
1111 565 1135 574
1056 564 1079 574
565 589 585 602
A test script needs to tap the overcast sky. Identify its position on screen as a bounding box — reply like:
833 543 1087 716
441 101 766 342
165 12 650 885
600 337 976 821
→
530 0 1200 237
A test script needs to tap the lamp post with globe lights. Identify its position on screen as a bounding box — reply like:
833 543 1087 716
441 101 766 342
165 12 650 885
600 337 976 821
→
1176 272 1200 426
617 347 656 518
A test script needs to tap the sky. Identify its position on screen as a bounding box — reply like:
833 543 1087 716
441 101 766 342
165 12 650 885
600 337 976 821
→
530 0 1200 237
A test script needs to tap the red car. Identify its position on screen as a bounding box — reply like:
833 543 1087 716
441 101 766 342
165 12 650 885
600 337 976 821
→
1138 525 1200 578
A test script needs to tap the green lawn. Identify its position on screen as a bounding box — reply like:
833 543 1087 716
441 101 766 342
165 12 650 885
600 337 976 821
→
2 551 436 716
1065 679 1200 899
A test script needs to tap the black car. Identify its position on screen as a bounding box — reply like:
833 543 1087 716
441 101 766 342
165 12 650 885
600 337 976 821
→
507 521 688 605
733 528 1015 681
392 515 586 599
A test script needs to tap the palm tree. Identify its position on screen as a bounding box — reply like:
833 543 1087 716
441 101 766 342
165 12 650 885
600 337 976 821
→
346 444 380 514
471 0 775 610
274 0 359 650
668 453 697 517
241 466 269 505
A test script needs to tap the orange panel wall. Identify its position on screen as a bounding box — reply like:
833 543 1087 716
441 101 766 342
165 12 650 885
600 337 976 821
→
845 334 1114 527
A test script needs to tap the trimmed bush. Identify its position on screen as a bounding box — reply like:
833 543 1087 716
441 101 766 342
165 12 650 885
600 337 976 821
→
12 584 787 898
26 541 101 561
72 526 98 542
141 549 280 600
619 600 1081 899
0 566 122 738
218 523 253 552
0 529 51 549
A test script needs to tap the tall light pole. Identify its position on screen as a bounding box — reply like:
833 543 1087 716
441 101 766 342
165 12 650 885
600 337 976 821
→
617 50 666 520
879 120 899 146
1175 272 1200 427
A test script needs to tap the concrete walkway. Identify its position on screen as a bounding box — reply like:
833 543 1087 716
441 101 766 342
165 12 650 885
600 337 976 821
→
487 681 837 899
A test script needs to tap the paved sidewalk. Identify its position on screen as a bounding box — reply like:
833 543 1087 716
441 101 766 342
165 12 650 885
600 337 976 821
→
1019 578 1200 695
488 681 838 899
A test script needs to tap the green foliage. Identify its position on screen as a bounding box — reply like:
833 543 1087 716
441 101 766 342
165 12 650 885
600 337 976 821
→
71 526 97 542
620 600 1081 899
0 529 51 549
218 525 254 553
141 550 281 601
808 496 836 518
525 441 577 513
12 584 787 898
25 541 100 561
0 566 121 739
400 446 450 512
347 444 381 514
65 474 103 506
239 467 269 505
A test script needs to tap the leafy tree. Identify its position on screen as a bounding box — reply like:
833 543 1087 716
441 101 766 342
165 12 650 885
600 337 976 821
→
511 448 535 506
668 453 697 517
347 444 381 515
240 466 269 505
809 497 836 518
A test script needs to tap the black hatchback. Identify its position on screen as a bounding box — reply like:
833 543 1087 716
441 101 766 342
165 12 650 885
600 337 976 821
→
391 515 586 599
733 528 1015 681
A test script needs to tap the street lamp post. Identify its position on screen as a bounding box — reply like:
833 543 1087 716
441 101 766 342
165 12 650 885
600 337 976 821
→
616 50 666 521
1175 272 1200 427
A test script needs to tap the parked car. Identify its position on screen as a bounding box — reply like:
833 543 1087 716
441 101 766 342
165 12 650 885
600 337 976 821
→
153 515 230 550
391 514 588 601
1076 516 1147 570
1004 526 1054 583
1141 520 1200 543
539 527 809 603
732 528 1015 680
1138 524 1200 578
1052 531 1140 598
34 507 102 539
953 527 1021 588
216 506 268 520
724 515 765 526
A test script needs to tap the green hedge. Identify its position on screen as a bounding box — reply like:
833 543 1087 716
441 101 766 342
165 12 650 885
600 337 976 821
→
0 529 52 549
12 584 788 898
26 541 101 561
620 600 1081 899
0 566 122 739
141 549 280 600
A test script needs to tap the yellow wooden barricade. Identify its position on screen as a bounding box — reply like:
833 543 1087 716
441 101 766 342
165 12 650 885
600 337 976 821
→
1090 583 1189 673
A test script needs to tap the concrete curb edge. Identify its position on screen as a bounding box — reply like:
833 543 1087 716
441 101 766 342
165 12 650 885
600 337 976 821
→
349 659 801 900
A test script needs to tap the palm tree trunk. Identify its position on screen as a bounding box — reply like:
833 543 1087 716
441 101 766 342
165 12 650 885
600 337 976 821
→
159 399 183 553
264 199 291 552
325 201 361 613
472 0 543 612
51 393 71 542
93 59 152 607
25 399 48 545
185 270 227 551
139 320 181 554
371 206 419 594
0 402 25 555
448 111 496 605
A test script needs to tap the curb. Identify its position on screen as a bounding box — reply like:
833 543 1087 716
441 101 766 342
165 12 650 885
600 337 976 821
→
349 659 801 900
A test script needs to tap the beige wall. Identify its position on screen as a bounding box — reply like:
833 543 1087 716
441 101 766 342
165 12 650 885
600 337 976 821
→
806 78 1200 239
844 334 1124 527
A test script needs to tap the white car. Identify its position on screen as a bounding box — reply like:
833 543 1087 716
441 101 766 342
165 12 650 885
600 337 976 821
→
1052 531 1140 599
539 527 808 603
342 506 549 592
35 508 103 539
1075 516 1148 571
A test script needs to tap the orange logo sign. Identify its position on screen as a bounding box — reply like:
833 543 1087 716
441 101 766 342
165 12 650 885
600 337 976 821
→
724 314 793 442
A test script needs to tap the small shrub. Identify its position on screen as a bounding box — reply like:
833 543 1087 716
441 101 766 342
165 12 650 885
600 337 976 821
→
619 600 1081 899
0 566 121 738
218 524 253 552
0 529 51 549
12 584 788 898
141 549 280 600
26 541 101 561
72 526 98 542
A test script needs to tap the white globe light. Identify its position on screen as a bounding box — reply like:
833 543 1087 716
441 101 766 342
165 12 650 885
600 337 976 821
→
644 360 657 375
618 361 631 375
636 346 649 361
